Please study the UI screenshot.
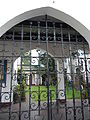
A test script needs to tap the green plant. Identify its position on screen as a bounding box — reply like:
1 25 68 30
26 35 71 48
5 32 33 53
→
16 67 27 101
13 85 20 103
21 80 26 101
17 68 27 84
82 89 88 99
13 79 26 103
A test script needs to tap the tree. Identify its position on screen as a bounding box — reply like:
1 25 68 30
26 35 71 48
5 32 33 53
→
22 50 57 85
40 52 57 85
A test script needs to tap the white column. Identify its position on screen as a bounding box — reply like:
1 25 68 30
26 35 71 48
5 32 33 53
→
57 60 65 100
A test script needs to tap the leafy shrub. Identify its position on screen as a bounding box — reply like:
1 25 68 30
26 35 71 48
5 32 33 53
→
13 80 26 103
13 85 20 103
82 89 88 99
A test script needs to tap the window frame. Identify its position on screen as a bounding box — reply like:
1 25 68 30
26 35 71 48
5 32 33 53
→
0 60 7 87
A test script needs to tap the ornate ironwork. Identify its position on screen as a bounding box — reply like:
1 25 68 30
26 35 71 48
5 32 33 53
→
0 15 90 120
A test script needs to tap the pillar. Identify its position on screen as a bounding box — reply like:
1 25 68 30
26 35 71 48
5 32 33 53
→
57 60 65 101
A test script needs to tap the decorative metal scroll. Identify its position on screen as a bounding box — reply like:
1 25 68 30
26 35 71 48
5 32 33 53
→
0 15 90 120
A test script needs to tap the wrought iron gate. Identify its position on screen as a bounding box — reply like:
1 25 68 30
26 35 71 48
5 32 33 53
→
0 15 90 120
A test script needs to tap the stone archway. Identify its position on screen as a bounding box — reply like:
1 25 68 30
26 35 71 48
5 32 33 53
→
0 7 90 46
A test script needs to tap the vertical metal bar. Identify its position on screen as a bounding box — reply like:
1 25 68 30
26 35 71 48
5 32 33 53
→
28 22 32 120
82 40 90 108
50 90 52 120
55 64 59 113
68 31 76 120
45 15 50 120
53 22 56 46
1 36 5 87
55 59 59 113
38 49 41 116
0 35 5 103
60 24 67 120
19 24 24 120
53 22 57 108
75 35 84 120
9 31 14 120
38 21 40 45
37 21 41 116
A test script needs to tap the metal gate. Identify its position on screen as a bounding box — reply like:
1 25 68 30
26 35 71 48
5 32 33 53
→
0 15 90 120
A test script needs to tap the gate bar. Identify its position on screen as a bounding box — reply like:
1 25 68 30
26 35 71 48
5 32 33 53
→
1 36 5 88
45 15 50 120
68 31 76 120
19 24 24 120
28 22 32 120
38 21 40 45
75 34 84 120
53 22 56 46
53 24 59 113
9 31 15 120
60 24 68 120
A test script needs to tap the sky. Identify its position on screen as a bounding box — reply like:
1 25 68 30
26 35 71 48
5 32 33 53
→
0 0 90 31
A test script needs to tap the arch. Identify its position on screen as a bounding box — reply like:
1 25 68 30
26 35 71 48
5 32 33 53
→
0 7 90 46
